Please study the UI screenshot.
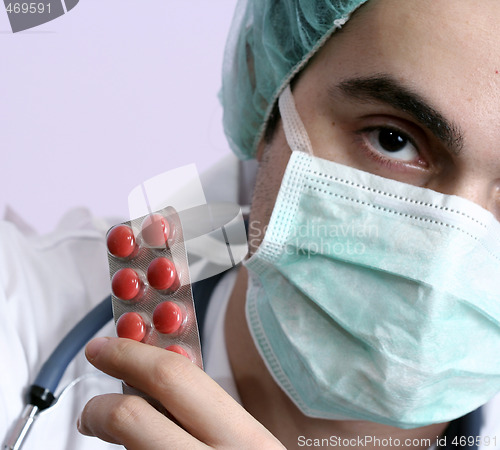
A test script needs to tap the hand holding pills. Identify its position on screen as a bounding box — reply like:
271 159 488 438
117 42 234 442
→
78 337 285 449
77 207 283 448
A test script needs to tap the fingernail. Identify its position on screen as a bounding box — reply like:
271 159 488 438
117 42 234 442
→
86 337 110 361
77 413 89 436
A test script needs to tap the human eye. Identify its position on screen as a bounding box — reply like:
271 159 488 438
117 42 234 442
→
355 125 429 169
364 127 417 160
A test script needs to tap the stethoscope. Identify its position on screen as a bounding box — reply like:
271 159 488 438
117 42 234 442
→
3 296 113 450
2 199 251 450
1 150 255 450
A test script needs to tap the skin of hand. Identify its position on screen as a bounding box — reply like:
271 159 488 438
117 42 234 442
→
77 337 285 450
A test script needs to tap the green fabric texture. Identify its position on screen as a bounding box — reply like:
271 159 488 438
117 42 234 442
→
220 0 369 160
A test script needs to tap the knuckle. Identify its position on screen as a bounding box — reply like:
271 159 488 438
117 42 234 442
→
106 395 147 436
151 352 196 392
105 338 134 370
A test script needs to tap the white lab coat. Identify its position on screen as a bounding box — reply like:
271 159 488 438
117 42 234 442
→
0 154 247 450
0 207 121 449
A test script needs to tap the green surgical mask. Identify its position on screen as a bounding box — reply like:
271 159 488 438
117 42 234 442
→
244 85 500 428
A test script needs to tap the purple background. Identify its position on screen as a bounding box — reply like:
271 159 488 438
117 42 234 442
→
1 1 237 232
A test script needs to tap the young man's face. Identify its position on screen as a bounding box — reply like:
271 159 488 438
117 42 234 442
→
249 0 500 252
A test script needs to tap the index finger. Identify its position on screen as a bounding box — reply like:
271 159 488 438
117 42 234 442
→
78 392 206 450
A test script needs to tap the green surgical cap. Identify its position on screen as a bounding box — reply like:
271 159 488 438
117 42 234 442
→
220 0 369 160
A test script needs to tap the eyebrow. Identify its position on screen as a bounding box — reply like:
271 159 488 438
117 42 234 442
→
332 75 464 155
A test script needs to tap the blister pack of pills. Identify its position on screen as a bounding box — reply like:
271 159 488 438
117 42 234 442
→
106 206 203 378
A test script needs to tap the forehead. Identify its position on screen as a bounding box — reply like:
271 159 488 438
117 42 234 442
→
362 1 500 77
314 0 500 82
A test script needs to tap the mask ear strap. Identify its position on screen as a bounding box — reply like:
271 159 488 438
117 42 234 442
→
278 84 314 155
